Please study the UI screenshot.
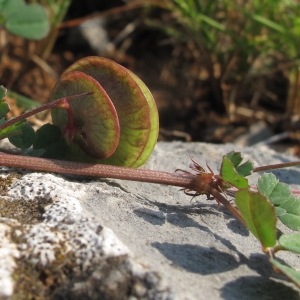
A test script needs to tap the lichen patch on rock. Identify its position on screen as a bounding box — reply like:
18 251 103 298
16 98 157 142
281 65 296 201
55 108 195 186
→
0 197 52 224
0 173 22 195
0 171 170 299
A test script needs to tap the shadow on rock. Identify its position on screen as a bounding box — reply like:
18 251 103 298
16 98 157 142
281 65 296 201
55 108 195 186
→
271 155 300 186
247 253 296 280
226 219 250 237
133 208 166 226
166 212 212 232
151 242 239 275
220 275 299 300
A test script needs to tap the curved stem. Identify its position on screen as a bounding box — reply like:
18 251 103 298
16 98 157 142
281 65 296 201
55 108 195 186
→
0 92 93 131
272 244 284 254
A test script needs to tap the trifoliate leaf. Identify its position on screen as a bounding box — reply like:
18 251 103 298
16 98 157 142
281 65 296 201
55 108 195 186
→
224 151 253 176
221 156 248 188
225 151 243 166
236 161 254 177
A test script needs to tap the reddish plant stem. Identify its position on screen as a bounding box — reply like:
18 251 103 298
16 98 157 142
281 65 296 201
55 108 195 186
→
254 161 300 172
0 153 246 225
0 153 194 187
0 92 93 131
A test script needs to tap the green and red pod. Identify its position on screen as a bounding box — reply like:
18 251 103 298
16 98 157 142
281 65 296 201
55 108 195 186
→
50 56 159 167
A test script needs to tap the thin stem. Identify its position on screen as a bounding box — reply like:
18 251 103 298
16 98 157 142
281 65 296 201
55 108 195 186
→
0 153 194 187
272 244 284 254
0 92 93 131
254 161 300 172
0 153 246 226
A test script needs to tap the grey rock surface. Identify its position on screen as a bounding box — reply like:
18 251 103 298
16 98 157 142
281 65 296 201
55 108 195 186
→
0 142 300 299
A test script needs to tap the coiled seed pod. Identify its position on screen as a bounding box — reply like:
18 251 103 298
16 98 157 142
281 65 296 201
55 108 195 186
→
50 56 159 167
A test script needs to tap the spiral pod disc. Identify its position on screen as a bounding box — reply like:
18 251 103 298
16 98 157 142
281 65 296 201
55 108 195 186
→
50 56 159 167
50 71 120 159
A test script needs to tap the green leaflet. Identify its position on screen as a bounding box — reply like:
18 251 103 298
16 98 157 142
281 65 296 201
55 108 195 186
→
258 173 300 230
8 122 35 149
279 233 300 254
220 156 249 189
0 0 49 40
270 259 300 288
235 189 277 248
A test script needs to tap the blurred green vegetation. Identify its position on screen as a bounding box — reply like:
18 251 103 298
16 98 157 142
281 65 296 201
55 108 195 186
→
137 0 300 117
2 0 300 142
0 0 50 40
29 0 72 58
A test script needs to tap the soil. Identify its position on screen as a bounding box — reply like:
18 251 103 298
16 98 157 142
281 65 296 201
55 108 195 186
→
1 1 299 155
